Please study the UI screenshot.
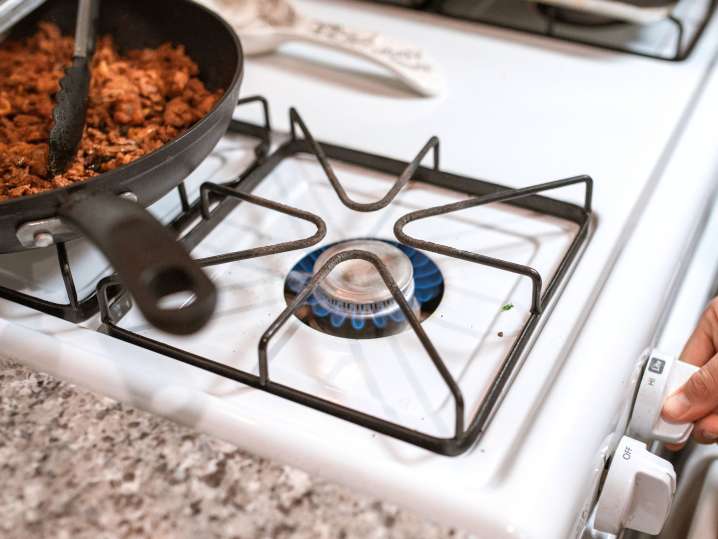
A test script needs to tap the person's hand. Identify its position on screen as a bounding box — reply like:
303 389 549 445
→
662 299 718 449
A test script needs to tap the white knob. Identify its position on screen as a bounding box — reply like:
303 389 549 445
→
594 436 676 535
628 350 699 444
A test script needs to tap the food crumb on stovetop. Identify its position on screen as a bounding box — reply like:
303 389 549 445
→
0 22 223 201
497 331 504 338
501 303 514 312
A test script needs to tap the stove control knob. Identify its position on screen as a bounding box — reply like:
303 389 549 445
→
628 350 699 444
594 436 676 536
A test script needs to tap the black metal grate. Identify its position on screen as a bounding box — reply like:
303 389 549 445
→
96 97 593 456
367 0 717 61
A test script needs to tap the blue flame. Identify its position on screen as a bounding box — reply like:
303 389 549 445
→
287 239 443 331
311 302 330 317
351 317 366 331
330 313 346 328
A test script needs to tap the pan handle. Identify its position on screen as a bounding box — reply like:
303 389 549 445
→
58 190 217 335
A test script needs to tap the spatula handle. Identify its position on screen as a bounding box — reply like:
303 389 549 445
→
282 19 444 97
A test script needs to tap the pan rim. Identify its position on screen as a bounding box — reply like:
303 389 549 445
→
0 0 244 210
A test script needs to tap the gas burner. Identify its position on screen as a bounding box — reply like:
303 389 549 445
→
534 4 620 26
96 101 593 455
284 239 444 339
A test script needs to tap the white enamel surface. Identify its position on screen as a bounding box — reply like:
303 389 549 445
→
653 164 718 358
3 2 718 538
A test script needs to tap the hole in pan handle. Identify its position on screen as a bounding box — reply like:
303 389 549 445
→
57 190 217 335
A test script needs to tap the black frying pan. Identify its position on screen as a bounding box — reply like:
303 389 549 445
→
1 0 244 334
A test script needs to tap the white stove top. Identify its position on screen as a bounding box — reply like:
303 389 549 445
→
5 1 718 537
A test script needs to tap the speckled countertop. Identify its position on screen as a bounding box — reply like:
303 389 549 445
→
0 359 471 539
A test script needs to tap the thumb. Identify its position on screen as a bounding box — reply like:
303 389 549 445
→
663 354 718 422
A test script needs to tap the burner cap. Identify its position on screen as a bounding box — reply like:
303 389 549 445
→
313 239 414 317
283 239 444 339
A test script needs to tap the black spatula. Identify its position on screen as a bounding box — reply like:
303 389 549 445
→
47 0 99 177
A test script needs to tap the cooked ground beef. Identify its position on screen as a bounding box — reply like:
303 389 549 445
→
0 22 223 201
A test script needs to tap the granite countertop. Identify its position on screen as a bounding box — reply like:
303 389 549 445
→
0 359 471 539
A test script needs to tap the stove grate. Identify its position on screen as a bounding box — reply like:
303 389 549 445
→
368 0 717 61
95 98 593 456
194 182 326 267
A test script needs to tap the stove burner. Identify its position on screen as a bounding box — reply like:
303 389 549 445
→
96 99 594 455
284 239 444 339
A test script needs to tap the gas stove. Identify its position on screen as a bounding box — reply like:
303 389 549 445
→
5 1 718 537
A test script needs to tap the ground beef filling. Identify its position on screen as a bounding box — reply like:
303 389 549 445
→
0 22 223 201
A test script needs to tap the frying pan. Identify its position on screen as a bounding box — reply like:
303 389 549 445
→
1 0 244 334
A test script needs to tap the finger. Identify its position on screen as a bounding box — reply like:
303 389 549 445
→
663 353 718 422
681 300 718 366
693 414 718 444
664 442 686 452
664 416 716 452
693 430 718 444
664 406 718 451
